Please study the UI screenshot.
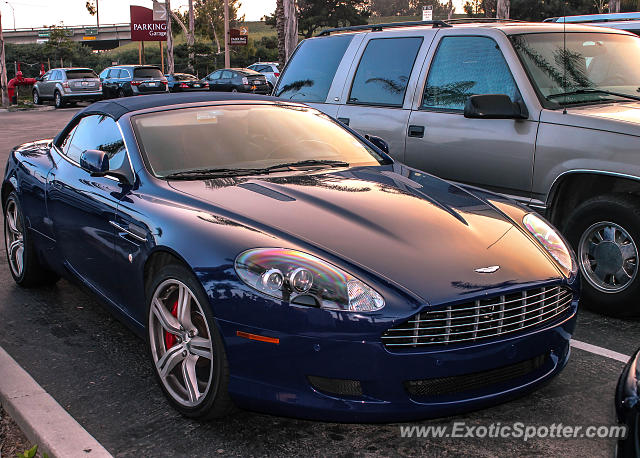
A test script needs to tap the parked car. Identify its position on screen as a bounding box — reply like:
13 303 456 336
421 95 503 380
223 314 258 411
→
202 68 270 94
545 12 640 35
33 68 102 109
615 348 639 457
247 62 280 90
165 73 209 92
275 20 640 318
99 65 168 98
3 92 578 421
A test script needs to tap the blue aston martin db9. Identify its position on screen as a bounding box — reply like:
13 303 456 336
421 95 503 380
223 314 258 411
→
3 93 579 421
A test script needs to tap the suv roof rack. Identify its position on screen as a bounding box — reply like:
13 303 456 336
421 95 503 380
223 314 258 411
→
444 18 526 23
317 20 452 36
317 18 528 36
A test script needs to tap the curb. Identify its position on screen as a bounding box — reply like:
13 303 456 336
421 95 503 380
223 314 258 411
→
0 346 112 458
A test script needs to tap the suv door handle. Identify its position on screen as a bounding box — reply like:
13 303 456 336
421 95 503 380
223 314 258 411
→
408 125 425 138
337 117 350 126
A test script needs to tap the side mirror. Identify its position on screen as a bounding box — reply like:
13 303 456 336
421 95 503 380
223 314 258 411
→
80 149 110 175
464 94 528 120
365 134 390 155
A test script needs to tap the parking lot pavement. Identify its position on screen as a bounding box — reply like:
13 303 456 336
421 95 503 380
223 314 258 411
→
0 110 638 457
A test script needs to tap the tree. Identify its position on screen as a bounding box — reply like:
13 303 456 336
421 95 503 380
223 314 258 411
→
166 0 174 74
267 0 370 39
193 0 243 57
369 0 454 18
171 1 196 71
43 26 76 65
497 0 510 18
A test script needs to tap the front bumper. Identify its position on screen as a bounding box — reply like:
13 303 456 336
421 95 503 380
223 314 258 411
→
216 302 577 422
615 348 639 457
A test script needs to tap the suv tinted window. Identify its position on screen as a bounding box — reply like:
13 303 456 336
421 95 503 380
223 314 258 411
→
99 69 109 79
222 70 234 79
64 115 127 169
275 35 353 102
66 69 98 79
349 37 423 107
423 36 520 111
134 67 163 78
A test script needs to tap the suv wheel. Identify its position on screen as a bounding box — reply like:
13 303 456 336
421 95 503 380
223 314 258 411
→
32 90 41 105
54 91 65 109
117 88 126 98
564 194 640 318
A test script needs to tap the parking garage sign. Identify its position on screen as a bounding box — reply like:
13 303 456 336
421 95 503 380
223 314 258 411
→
130 5 167 41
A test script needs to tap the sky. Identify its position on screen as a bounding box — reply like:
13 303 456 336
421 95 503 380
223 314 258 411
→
0 0 465 30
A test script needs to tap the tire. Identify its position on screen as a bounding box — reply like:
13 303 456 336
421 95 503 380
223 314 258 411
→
146 263 234 419
117 88 126 98
4 192 59 287
267 82 274 92
32 90 41 105
54 91 65 109
231 88 238 93
564 194 640 318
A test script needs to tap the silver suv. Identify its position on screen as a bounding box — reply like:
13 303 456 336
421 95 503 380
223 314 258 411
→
33 68 102 108
247 62 280 91
275 20 640 317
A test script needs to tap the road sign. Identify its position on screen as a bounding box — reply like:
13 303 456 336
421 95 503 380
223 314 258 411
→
130 5 167 41
152 1 167 22
422 5 433 21
85 26 98 36
229 27 248 46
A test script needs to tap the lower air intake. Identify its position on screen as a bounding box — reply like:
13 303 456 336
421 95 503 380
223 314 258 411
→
308 375 363 397
405 354 547 398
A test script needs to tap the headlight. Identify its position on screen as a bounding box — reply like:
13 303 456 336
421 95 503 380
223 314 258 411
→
523 213 577 277
234 248 385 312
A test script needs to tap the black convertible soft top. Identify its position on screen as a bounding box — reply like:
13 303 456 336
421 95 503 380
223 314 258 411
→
53 92 279 145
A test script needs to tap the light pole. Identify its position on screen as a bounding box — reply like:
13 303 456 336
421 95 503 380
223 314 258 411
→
4 2 15 30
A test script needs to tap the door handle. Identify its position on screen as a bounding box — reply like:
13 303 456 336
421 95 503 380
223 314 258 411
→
408 125 425 138
337 117 350 126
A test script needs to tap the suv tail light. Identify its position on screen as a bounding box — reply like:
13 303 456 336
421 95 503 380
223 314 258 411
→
62 81 70 89
180 83 189 88
274 72 280 78
242 77 249 85
131 80 142 86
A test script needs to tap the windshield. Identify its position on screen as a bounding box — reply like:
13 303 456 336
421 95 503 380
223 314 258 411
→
132 104 388 178
511 32 640 106
66 69 98 79
134 67 163 78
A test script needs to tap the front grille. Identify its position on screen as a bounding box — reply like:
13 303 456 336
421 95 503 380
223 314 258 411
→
382 286 573 349
405 354 547 398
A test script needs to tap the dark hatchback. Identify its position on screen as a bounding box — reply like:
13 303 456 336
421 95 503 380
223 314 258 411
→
165 73 209 92
203 68 270 94
99 65 168 98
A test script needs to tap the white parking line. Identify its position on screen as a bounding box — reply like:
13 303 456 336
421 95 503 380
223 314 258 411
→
571 339 631 363
0 346 112 458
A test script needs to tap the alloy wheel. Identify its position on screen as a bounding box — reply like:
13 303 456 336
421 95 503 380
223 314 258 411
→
148 279 214 407
55 92 61 108
4 199 24 278
579 221 638 293
33 91 39 105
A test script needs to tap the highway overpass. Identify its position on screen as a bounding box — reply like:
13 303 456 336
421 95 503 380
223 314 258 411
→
3 24 132 50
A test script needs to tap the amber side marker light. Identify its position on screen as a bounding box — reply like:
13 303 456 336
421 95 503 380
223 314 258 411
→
236 330 280 344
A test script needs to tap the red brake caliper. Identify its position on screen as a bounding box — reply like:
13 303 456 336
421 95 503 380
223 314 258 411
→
164 301 179 349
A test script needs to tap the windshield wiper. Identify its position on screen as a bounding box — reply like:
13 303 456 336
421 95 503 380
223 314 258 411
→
547 88 640 103
163 160 349 180
261 159 350 172
164 167 269 179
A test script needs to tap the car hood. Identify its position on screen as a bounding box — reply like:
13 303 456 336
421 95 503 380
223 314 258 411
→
541 101 640 136
169 165 562 305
